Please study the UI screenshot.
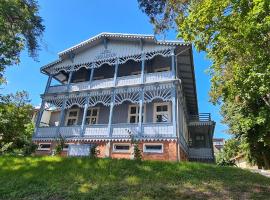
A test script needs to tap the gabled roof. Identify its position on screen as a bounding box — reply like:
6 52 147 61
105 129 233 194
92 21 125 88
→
58 32 187 56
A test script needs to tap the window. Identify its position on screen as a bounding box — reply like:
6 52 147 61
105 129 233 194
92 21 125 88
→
85 107 99 125
153 102 171 123
195 134 205 147
154 67 170 73
143 143 163 153
65 109 79 126
63 144 69 151
128 105 146 123
113 144 130 152
38 143 51 151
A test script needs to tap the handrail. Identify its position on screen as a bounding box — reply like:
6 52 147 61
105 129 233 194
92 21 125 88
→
189 113 211 122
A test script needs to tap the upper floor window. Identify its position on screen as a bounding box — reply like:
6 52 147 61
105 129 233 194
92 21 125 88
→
128 104 146 123
154 102 171 123
85 107 99 125
65 109 79 126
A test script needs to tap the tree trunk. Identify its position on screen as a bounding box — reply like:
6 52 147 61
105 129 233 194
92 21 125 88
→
262 151 270 170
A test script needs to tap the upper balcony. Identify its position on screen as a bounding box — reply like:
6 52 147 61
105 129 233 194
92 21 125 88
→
47 71 174 94
45 54 175 95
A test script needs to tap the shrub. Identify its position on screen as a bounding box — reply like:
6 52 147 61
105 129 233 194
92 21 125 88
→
54 135 65 155
90 144 100 158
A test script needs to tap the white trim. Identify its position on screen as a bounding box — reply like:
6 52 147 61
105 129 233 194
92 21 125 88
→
85 107 100 125
112 143 131 153
127 104 146 123
143 143 163 153
65 108 79 126
154 66 170 73
153 102 171 123
38 143 51 151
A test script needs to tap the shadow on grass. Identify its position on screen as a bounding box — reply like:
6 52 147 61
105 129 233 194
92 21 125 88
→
0 156 269 200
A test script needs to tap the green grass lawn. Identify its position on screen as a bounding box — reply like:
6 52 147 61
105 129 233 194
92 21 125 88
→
0 156 269 200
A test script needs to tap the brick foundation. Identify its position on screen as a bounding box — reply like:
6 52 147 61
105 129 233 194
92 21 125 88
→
34 140 188 162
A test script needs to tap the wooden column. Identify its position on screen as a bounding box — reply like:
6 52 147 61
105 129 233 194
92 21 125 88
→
57 98 67 136
67 71 73 92
89 68 94 86
34 99 46 136
171 50 176 78
81 98 90 137
44 75 53 93
138 54 145 136
171 86 177 137
108 61 119 138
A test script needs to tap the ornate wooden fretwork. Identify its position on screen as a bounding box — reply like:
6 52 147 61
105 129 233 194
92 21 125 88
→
144 83 173 103
46 48 174 75
114 87 141 105
65 96 86 109
43 82 176 109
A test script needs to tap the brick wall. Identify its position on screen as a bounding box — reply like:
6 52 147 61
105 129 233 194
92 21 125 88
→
34 140 188 162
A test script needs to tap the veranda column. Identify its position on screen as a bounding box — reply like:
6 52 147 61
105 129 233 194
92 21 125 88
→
57 98 67 136
89 68 94 87
34 99 46 136
108 60 119 137
67 71 73 92
171 50 176 78
44 75 53 93
34 75 53 136
81 97 90 137
171 85 177 137
138 54 145 136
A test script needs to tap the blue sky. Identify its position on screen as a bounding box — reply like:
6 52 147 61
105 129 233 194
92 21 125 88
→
2 0 229 139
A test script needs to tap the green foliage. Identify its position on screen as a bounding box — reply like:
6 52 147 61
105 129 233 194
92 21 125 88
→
54 135 66 155
0 156 270 199
0 0 44 83
129 132 142 161
216 138 242 166
0 91 34 155
90 144 100 158
138 0 270 169
133 143 142 161
0 142 13 155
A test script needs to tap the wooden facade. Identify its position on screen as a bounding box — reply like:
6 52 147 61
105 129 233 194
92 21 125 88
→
33 33 215 161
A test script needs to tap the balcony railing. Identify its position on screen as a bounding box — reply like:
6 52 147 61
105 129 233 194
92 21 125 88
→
47 71 174 94
189 148 214 160
189 113 211 122
35 122 174 139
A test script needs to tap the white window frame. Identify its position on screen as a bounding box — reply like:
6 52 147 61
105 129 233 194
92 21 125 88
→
85 107 100 125
127 104 146 123
153 102 171 123
38 143 51 151
154 66 170 73
143 143 163 153
65 108 79 126
113 143 131 153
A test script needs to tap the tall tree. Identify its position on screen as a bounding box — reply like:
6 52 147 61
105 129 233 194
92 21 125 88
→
0 0 44 84
0 91 34 152
138 0 270 168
